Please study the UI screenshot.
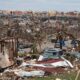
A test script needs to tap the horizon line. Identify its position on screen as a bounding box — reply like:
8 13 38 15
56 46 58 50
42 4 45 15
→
0 9 80 13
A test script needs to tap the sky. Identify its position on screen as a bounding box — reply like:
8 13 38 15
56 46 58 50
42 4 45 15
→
0 0 80 12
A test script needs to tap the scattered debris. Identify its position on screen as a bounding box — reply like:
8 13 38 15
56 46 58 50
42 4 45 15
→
55 78 61 80
4 69 45 77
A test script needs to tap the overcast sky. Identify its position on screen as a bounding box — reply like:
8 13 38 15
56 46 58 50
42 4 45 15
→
0 0 80 12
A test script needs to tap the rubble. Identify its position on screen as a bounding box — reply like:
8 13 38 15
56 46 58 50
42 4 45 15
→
55 78 61 80
3 68 45 78
0 10 80 80
0 47 75 80
13 69 45 77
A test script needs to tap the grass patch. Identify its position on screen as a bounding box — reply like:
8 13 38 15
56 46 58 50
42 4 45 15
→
26 71 80 80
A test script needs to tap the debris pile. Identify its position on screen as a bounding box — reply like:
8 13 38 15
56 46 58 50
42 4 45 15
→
0 48 77 80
